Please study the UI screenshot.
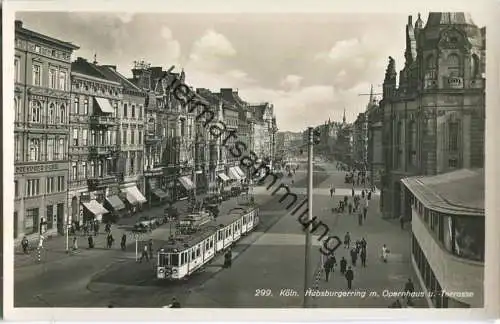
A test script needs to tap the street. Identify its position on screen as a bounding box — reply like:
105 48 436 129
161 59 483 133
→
14 162 425 308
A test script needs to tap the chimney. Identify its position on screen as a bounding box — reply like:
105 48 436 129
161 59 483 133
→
15 20 23 29
408 15 412 25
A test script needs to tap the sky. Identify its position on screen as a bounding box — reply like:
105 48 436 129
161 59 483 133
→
16 11 487 132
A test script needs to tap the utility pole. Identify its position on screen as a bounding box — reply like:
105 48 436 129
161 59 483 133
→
303 126 314 308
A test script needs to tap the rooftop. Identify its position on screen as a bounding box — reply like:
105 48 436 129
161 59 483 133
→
98 65 144 93
402 168 484 216
15 20 80 51
71 57 110 81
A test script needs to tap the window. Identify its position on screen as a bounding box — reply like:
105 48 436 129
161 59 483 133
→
82 129 88 146
91 130 96 146
74 98 79 114
131 129 135 144
46 205 54 229
25 179 40 197
180 119 185 137
81 162 87 179
123 103 128 117
139 105 143 118
14 97 21 122
29 139 40 161
60 105 66 123
449 159 458 168
71 162 78 180
34 45 41 53
15 180 19 198
49 68 57 89
47 138 55 161
138 131 142 145
446 54 460 77
47 103 55 124
113 103 118 117
130 157 135 175
46 177 55 194
98 161 103 177
25 208 39 234
471 54 480 78
122 130 127 144
14 58 20 82
73 128 79 146
90 161 95 177
56 138 65 160
454 216 485 262
131 105 136 118
449 121 459 151
83 99 88 115
30 100 42 123
58 70 67 90
32 64 41 86
57 176 65 191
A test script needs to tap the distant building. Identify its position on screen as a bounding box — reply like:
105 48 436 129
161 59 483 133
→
402 168 484 308
380 13 485 219
352 112 368 168
366 88 384 190
276 131 303 158
13 20 79 241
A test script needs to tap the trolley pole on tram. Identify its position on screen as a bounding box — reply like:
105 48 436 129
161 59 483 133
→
303 127 314 308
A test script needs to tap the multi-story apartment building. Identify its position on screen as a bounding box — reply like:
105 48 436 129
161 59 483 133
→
13 20 78 242
276 131 303 159
352 112 368 168
196 88 229 195
380 13 485 219
366 94 384 191
250 102 277 166
69 57 122 225
98 64 147 212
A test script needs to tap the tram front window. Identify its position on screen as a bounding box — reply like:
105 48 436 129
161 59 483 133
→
159 253 170 266
170 253 179 266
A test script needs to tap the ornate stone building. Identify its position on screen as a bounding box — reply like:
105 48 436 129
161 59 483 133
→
380 13 485 219
13 20 79 241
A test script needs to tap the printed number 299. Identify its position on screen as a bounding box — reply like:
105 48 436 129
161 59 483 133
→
255 289 272 297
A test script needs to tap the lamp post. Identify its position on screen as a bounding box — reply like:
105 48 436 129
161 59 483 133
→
303 127 315 308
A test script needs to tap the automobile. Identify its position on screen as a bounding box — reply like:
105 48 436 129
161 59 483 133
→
133 216 162 232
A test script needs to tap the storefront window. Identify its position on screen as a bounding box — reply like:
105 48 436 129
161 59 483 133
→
453 216 484 262
442 215 454 253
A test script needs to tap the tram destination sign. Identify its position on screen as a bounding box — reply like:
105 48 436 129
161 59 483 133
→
15 163 60 174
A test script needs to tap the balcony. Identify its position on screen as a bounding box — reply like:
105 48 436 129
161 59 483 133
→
89 145 119 158
87 174 118 190
89 115 117 128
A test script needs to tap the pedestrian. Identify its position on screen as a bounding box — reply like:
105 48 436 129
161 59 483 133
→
340 257 347 274
381 244 390 263
345 266 354 290
343 195 348 206
94 221 100 236
361 190 365 199
38 235 45 249
88 235 94 249
330 187 334 198
348 202 353 214
148 239 154 259
323 255 336 282
107 233 114 249
358 212 363 226
72 236 78 251
361 237 367 250
350 247 358 266
344 232 351 249
367 191 372 200
140 244 149 263
21 236 29 254
363 206 368 220
223 249 232 268
360 248 367 267
399 215 405 230
121 234 127 251
170 297 181 308
351 188 355 197
404 278 415 304
105 223 111 235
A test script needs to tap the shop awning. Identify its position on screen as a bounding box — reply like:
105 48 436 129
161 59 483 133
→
234 166 246 179
82 200 109 216
228 167 242 180
218 173 230 182
94 97 114 114
106 195 125 211
178 176 195 190
121 186 147 205
152 188 169 199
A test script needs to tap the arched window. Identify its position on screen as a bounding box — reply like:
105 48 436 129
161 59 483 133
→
14 97 20 122
90 161 95 177
471 54 480 78
97 161 103 177
60 104 66 123
31 100 42 123
29 138 40 161
446 54 460 77
48 103 55 124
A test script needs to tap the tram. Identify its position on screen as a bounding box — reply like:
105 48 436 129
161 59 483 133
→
156 206 259 280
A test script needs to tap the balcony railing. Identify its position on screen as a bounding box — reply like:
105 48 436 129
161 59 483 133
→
87 174 117 190
89 115 117 127
89 145 119 157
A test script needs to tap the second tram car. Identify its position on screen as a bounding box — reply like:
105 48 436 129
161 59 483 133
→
157 206 259 280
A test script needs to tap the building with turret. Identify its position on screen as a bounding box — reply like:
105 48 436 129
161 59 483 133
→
380 12 485 220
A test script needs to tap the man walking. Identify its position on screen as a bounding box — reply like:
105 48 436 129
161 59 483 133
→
344 232 351 249
360 248 367 267
350 247 358 266
140 244 149 263
323 255 336 282
345 266 354 290
340 256 347 275
148 239 154 259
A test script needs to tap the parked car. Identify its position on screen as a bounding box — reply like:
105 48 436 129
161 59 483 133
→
133 216 162 232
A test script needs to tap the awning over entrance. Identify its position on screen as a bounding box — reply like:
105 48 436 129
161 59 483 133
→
228 167 242 180
178 176 195 190
121 186 147 205
106 195 125 211
94 97 114 114
82 200 109 216
152 188 169 199
218 173 230 182
234 166 246 179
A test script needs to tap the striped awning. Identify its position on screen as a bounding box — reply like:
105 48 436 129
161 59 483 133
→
105 195 125 211
82 200 109 216
121 186 147 205
218 173 230 182
228 167 242 180
94 97 114 114
178 176 195 190
234 166 246 179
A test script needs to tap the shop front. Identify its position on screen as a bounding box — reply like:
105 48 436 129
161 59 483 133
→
121 184 147 213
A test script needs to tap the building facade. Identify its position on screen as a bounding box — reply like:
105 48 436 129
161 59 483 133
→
366 95 384 190
69 57 122 225
276 131 303 160
402 169 484 308
14 20 79 242
352 112 368 169
380 13 485 219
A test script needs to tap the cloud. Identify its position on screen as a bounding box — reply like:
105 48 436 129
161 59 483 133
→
188 29 237 70
160 26 181 63
280 74 303 90
116 13 135 24
315 38 361 63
